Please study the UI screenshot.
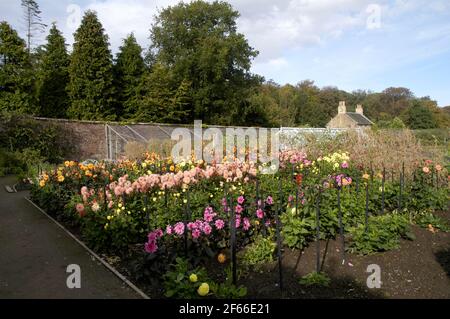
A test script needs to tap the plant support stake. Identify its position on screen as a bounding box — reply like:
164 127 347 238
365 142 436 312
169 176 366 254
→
183 189 190 258
229 196 237 285
398 169 403 211
337 187 345 264
276 178 283 295
365 182 369 233
315 190 321 273
381 166 385 215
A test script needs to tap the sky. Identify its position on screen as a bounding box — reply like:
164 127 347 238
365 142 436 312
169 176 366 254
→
1 0 450 106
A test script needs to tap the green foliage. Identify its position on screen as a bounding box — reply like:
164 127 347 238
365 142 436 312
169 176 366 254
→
163 257 209 298
67 10 116 120
0 21 35 114
240 234 276 268
135 63 191 123
408 168 448 212
0 148 27 176
413 212 450 232
162 258 246 299
404 101 438 129
0 115 69 163
0 114 71 178
81 200 147 253
113 33 145 119
376 117 406 129
149 0 262 125
348 213 415 255
30 178 73 220
281 207 314 249
210 266 247 299
37 23 69 118
299 272 331 287
252 82 449 129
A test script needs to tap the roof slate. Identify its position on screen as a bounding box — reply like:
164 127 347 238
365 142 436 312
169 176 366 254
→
345 112 373 125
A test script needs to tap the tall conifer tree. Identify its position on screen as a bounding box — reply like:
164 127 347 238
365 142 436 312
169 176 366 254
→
0 21 35 113
113 33 145 119
67 10 116 120
38 23 69 118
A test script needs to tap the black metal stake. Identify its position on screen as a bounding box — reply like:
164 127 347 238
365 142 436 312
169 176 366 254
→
337 187 345 264
103 184 107 209
164 186 168 209
144 195 149 228
370 162 374 183
229 196 237 285
315 190 321 273
431 168 434 187
398 169 403 211
402 162 405 184
356 176 359 195
381 166 385 215
436 171 439 189
365 182 369 233
184 190 189 258
256 179 260 208
276 178 283 295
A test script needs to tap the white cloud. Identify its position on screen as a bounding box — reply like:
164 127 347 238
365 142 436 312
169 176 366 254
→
232 0 376 61
84 0 181 53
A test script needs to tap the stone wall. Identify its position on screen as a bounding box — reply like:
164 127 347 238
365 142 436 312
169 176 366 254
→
34 118 263 161
326 114 359 129
35 118 352 161
35 118 107 160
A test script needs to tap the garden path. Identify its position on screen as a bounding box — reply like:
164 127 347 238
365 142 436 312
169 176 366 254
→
0 176 141 299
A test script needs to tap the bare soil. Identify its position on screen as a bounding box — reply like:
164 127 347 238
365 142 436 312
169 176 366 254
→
112 211 450 299
242 215 450 299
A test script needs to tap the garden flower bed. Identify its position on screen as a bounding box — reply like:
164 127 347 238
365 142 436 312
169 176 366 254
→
30 151 450 298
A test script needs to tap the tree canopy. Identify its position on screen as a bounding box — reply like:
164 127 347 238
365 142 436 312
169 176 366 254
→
149 0 262 125
37 23 69 118
113 33 145 118
0 21 35 114
67 10 116 120
0 1 449 129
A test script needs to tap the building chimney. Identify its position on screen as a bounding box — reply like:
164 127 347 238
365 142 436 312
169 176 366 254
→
338 101 346 114
356 104 363 115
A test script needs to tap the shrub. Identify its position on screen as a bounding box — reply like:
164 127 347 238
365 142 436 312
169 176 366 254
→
299 272 331 287
240 234 276 268
413 212 450 232
347 213 415 255
163 257 210 298
281 207 314 249
162 258 247 299
0 113 72 178
210 266 247 299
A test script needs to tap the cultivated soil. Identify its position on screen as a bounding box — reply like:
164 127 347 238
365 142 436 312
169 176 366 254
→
110 210 450 299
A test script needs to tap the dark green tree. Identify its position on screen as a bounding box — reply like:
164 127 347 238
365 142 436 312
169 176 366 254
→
113 33 145 119
149 0 261 125
135 63 191 123
0 21 35 113
37 23 69 118
67 10 116 120
404 101 438 129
